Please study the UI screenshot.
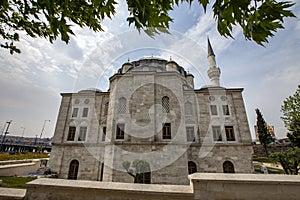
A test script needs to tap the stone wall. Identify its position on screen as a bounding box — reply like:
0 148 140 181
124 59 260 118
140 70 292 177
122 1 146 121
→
253 144 292 157
49 145 104 181
22 173 300 200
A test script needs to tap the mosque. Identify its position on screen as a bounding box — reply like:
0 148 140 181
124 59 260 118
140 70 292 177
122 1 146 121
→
49 39 253 185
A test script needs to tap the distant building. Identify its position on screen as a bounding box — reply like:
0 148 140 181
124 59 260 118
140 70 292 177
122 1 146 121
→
49 39 253 185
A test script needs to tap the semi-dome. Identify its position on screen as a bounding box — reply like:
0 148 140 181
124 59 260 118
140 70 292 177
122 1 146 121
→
78 88 102 93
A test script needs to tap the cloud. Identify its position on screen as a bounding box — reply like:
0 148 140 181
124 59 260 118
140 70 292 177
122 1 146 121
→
0 0 299 140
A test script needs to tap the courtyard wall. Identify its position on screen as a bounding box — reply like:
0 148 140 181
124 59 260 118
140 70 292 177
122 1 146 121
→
22 173 300 200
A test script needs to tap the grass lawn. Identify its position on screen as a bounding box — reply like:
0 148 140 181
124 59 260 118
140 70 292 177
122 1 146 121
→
0 152 49 161
0 176 37 189
253 157 274 163
254 165 285 174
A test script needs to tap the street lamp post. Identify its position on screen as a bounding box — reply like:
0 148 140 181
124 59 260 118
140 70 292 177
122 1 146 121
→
19 127 26 151
40 120 50 139
21 127 25 137
1 120 12 152
38 120 50 153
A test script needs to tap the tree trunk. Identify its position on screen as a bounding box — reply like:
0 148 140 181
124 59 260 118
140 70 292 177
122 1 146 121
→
293 162 299 175
263 143 269 157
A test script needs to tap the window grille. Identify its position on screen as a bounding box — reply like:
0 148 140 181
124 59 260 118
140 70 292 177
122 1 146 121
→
162 96 170 113
72 108 79 118
68 160 79 179
67 127 76 141
225 126 235 141
118 97 126 114
162 123 171 139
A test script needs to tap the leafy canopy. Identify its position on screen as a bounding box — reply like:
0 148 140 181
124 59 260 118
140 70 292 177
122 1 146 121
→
270 148 300 175
281 85 300 148
1 0 296 54
122 160 150 183
122 159 150 175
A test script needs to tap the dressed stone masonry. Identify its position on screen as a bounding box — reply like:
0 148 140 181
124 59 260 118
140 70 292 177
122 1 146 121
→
49 39 253 185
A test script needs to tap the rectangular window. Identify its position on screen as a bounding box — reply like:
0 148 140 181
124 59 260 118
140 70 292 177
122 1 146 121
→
102 127 106 142
116 124 125 140
78 127 87 141
82 108 89 117
72 108 79 118
67 127 76 141
212 126 222 141
223 105 230 115
210 105 218 115
225 126 235 141
186 127 195 142
162 123 171 139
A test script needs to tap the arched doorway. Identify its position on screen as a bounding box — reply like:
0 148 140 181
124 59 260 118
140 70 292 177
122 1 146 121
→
68 160 79 179
223 161 235 173
188 161 197 174
135 172 151 184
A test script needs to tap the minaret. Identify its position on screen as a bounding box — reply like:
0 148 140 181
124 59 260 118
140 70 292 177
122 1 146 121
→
207 38 221 86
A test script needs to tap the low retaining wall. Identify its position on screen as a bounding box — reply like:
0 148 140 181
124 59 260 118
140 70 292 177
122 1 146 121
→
0 188 25 200
0 159 41 176
25 178 193 200
190 173 300 200
1 173 300 200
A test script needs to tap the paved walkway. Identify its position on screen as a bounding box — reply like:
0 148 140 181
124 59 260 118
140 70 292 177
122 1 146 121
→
262 162 283 170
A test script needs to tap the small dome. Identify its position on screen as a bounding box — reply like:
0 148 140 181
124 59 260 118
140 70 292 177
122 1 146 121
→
165 60 179 72
121 59 133 74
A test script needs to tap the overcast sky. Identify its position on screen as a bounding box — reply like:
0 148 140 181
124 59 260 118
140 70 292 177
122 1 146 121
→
0 1 299 140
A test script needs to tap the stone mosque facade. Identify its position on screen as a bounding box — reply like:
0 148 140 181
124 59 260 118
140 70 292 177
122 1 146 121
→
49 40 253 185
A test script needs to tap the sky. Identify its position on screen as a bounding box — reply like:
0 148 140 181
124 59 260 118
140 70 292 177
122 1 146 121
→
0 1 299 140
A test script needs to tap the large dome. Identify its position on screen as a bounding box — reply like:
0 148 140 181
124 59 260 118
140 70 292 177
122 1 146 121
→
118 57 188 77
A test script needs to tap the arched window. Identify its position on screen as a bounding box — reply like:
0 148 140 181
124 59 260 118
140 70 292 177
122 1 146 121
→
188 161 197 174
118 97 126 114
104 102 109 115
185 102 193 115
162 96 170 113
68 160 79 179
223 161 235 173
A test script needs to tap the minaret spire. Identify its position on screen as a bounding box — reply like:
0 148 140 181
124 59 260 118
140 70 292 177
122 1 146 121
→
207 37 221 86
207 37 215 57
